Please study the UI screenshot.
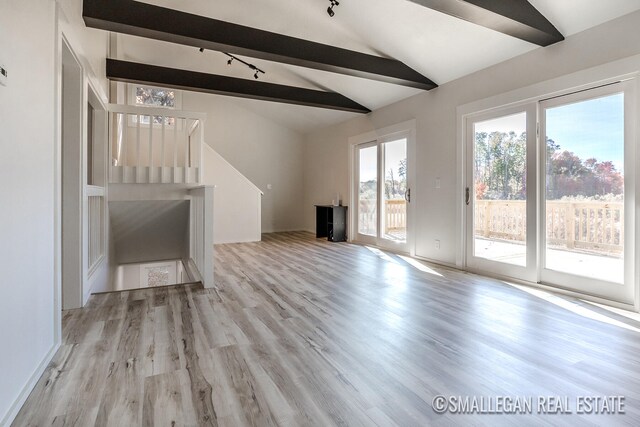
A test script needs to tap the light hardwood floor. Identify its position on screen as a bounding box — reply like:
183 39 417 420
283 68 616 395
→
13 232 640 426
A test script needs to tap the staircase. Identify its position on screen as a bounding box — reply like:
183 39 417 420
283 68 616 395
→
102 103 263 292
106 103 213 289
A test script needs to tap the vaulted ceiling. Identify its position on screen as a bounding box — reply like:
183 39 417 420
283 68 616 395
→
93 0 640 133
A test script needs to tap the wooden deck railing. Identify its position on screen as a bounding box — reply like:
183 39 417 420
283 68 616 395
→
385 200 406 230
475 200 623 253
358 199 621 253
358 199 407 233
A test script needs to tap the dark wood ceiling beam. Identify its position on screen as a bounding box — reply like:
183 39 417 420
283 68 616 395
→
106 59 371 114
408 0 564 46
84 0 437 90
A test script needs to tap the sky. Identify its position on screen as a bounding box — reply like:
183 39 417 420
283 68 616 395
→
474 93 625 172
359 138 406 182
546 92 624 172
359 93 624 185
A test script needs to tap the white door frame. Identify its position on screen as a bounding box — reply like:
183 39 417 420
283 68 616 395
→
54 2 111 337
60 37 84 311
349 120 416 256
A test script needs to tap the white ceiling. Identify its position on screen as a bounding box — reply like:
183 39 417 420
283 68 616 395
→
117 0 640 133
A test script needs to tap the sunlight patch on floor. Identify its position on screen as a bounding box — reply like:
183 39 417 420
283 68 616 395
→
365 246 401 264
582 301 640 323
364 246 445 279
504 282 640 334
398 255 443 277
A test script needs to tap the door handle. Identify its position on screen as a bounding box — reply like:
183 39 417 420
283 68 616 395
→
465 187 470 206
405 188 411 203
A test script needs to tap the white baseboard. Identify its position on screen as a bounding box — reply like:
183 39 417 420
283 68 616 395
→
262 227 309 234
412 254 459 270
1 341 60 426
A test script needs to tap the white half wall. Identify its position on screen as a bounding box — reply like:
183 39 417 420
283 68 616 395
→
202 144 263 244
182 92 305 233
303 10 640 266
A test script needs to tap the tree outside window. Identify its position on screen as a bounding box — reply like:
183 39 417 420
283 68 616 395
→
133 86 177 125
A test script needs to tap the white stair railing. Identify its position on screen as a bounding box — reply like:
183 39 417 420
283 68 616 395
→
86 185 105 272
107 104 206 184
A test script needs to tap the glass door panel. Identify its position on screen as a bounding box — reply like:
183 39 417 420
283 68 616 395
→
466 104 537 283
381 138 408 247
357 144 378 237
472 113 528 266
540 82 634 304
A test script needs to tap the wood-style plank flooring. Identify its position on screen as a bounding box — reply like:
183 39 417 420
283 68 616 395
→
13 232 640 426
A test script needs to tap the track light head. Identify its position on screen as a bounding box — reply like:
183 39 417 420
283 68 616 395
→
199 48 204 53
223 52 265 80
327 0 338 17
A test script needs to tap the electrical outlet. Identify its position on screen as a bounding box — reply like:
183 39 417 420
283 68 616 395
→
435 239 440 249
0 64 7 86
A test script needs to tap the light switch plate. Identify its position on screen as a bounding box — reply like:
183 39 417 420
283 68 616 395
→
0 64 7 86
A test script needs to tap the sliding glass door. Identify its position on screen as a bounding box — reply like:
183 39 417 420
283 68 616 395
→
355 135 410 252
465 82 635 304
540 83 634 303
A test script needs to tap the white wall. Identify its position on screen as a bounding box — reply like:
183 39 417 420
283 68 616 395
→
0 0 108 423
202 144 262 244
183 92 305 233
0 2 57 422
303 10 640 266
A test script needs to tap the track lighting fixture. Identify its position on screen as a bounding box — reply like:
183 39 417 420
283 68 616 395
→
327 0 339 17
198 49 266 79
223 53 265 80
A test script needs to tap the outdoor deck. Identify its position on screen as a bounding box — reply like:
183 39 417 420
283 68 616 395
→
475 237 624 283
